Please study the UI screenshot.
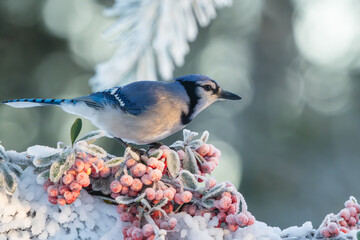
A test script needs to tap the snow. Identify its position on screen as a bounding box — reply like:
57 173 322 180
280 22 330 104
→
0 165 358 240
0 167 122 240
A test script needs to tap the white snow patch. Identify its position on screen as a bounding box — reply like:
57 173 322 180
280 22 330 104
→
0 167 122 240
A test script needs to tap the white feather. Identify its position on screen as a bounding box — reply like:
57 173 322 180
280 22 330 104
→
4 102 44 108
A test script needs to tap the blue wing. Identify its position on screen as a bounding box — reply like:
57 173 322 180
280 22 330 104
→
74 82 160 115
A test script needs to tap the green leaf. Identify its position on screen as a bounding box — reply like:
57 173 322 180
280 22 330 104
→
357 231 360 240
170 141 185 149
203 182 226 200
33 152 61 167
105 157 125 168
76 143 107 158
1 163 17 195
38 170 50 180
70 118 82 145
7 163 22 176
188 139 203 150
49 156 67 182
201 199 215 209
179 170 197 190
0 145 9 161
167 150 180 178
77 130 106 143
183 147 198 174
116 195 135 205
148 149 163 159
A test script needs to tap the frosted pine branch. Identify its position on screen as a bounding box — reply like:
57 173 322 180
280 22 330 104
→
90 0 232 91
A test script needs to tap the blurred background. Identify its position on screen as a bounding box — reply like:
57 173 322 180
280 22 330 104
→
1 0 360 229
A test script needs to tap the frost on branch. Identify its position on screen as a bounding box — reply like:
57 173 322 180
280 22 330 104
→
0 144 29 195
2 119 360 239
90 0 233 91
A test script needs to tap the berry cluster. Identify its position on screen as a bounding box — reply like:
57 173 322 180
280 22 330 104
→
40 130 255 239
43 152 102 205
319 197 360 238
194 143 221 175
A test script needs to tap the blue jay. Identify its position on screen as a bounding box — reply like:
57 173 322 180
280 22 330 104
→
3 74 241 146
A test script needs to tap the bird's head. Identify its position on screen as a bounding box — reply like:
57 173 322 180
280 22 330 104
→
175 74 241 124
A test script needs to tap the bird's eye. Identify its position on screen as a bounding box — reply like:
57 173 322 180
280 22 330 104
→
202 85 213 91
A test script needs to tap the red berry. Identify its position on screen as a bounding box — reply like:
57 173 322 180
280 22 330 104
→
227 204 236 215
174 193 184 205
100 167 111 178
126 158 137 168
131 228 143 240
57 198 66 206
73 159 84 172
217 212 226 222
62 174 75 185
130 178 143 192
69 181 82 192
163 189 175 201
122 225 132 237
200 162 213 173
348 216 357 227
156 161 165 172
128 190 138 197
225 214 236 224
110 180 123 193
339 208 350 221
188 205 197 216
155 190 164 201
339 220 347 227
163 202 174 214
221 192 232 198
72 190 80 198
76 172 90 187
145 188 155 201
146 158 158 168
196 144 210 156
151 210 162 219
90 172 100 178
120 175 134 187
236 213 249 226
247 213 255 225
149 169 162 182
142 224 154 237
121 186 130 195
160 222 170 230
228 224 239 232
141 174 153 185
47 185 59 197
48 195 58 204
131 163 147 177
219 196 232 210
42 181 53 191
181 191 192 203
320 227 331 238
58 185 70 195
205 178 216 190
120 212 133 222
348 206 357 217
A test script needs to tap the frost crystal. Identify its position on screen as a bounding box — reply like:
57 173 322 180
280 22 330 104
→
90 0 233 91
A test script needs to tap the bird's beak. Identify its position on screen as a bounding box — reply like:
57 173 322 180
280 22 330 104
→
218 89 242 100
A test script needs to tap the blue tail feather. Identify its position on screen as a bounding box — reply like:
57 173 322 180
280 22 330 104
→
2 98 78 108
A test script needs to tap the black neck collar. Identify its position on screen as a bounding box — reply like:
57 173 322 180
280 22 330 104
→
177 80 200 125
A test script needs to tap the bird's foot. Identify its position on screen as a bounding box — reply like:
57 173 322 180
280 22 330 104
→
149 142 164 149
131 148 147 156
114 137 147 156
